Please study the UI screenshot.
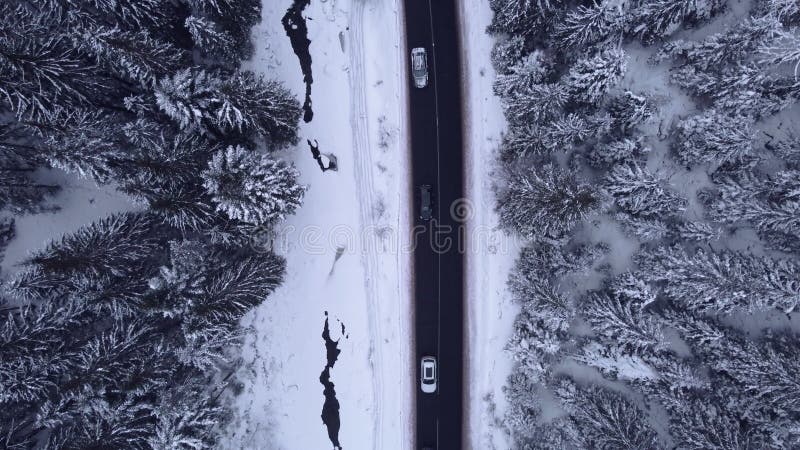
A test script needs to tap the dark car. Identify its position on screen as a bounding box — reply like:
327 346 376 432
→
419 184 433 221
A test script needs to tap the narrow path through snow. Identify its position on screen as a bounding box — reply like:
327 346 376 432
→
347 1 384 447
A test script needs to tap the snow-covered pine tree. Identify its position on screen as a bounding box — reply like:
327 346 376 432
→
669 220 721 243
487 0 556 36
609 271 657 309
512 417 578 450
604 162 687 217
587 138 649 168
759 27 800 78
202 145 305 226
38 109 133 182
185 16 236 61
148 239 286 326
148 380 224 450
0 29 99 121
76 27 186 87
154 70 302 146
615 212 670 242
663 394 768 449
553 377 664 449
490 35 527 75
655 16 780 72
766 0 800 25
554 2 626 50
580 291 667 353
637 245 800 314
0 168 60 214
705 171 800 243
504 370 545 438
0 301 86 405
184 0 262 57
628 0 727 43
507 245 576 383
501 82 568 125
498 164 606 238
215 71 302 146
493 52 551 98
565 48 627 104
607 91 654 135
500 124 551 160
673 109 755 166
127 183 218 232
713 334 800 427
8 213 161 301
154 69 219 132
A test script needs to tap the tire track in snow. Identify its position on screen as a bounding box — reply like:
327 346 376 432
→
347 1 385 448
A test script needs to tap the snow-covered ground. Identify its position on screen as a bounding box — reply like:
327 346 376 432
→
458 2 520 449
222 1 412 449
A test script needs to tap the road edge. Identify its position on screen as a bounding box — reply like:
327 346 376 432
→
454 0 474 448
395 1 416 449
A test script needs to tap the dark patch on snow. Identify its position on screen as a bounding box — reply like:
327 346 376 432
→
282 0 314 123
320 311 344 449
307 139 338 172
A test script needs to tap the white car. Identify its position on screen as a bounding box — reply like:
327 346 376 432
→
411 47 429 88
420 356 437 393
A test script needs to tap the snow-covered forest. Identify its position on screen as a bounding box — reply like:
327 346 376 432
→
0 0 305 447
488 0 800 447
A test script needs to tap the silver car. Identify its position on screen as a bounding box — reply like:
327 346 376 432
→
420 356 437 393
411 47 428 88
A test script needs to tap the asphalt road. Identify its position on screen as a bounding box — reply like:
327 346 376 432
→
403 0 465 448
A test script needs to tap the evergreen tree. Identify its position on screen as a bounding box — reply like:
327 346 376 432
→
673 110 755 166
154 70 302 146
581 291 667 353
148 384 224 450
566 48 627 104
502 82 568 125
705 171 800 243
656 16 780 72
153 69 219 132
759 28 800 78
587 138 649 168
38 109 132 182
628 0 727 43
488 0 557 36
615 212 670 242
555 3 626 50
0 168 60 214
185 16 236 61
8 213 160 301
490 35 527 75
0 301 86 405
202 145 305 226
604 162 687 217
607 91 654 134
498 165 606 238
76 27 186 87
553 378 664 449
0 29 104 121
637 245 800 314
148 239 285 327
669 220 721 243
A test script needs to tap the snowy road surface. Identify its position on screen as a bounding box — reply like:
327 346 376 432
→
223 1 412 449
